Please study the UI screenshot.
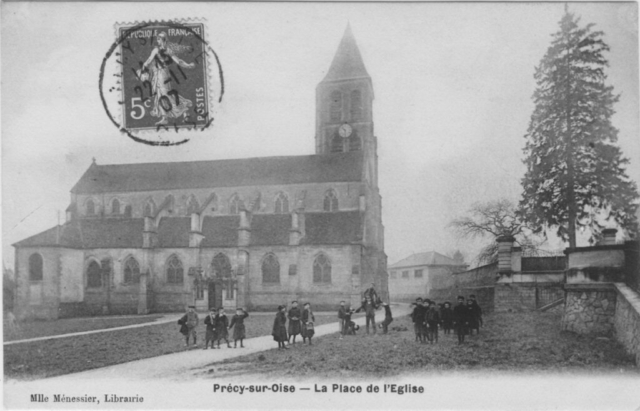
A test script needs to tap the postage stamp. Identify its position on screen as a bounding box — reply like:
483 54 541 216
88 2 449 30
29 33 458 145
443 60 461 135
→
100 20 223 146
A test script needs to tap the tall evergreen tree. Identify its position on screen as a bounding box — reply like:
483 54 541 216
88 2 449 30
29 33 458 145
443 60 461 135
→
520 8 639 248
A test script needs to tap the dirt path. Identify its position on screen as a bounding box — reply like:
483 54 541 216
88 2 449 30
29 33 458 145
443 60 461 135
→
39 305 411 382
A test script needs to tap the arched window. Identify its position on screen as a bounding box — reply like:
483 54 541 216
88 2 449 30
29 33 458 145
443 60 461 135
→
123 257 140 284
166 255 183 284
229 194 243 215
87 260 102 288
29 253 43 282
262 254 280 283
86 199 95 216
212 253 232 278
111 198 120 215
313 254 332 283
187 195 200 214
124 205 132 217
237 250 249 276
331 135 343 153
323 190 339 212
350 89 363 120
274 192 289 214
348 135 361 151
330 90 342 122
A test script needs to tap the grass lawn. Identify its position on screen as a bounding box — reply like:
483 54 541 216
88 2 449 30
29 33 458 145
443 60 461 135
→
3 312 339 380
3 314 164 342
203 311 639 379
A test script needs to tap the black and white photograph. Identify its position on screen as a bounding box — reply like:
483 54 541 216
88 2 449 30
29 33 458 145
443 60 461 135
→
2 2 639 409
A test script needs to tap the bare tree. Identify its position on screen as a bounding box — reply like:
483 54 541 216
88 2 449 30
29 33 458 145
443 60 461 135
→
449 199 537 265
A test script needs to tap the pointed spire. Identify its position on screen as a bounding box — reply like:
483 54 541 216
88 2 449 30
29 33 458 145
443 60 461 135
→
322 24 370 82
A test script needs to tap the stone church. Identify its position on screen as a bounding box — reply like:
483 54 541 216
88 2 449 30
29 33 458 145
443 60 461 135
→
12 26 388 319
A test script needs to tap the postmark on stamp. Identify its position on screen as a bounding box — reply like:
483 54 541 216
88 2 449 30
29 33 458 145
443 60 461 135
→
99 20 223 146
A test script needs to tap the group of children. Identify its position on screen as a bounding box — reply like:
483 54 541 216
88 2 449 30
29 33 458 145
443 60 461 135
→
179 287 479 351
272 301 316 349
178 306 249 349
410 294 483 345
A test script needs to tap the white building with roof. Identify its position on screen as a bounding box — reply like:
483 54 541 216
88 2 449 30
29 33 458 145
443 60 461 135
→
388 251 467 302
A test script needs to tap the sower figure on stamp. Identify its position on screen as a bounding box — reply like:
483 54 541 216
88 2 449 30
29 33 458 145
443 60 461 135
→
214 307 232 348
272 305 289 350
440 301 454 335
228 307 249 348
301 302 316 345
138 32 196 126
179 305 199 347
338 300 347 339
287 301 302 345
356 295 378 335
203 308 217 350
378 302 393 334
453 296 469 345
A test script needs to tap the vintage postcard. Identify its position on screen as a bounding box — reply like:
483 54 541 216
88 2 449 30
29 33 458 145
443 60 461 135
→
2 2 639 410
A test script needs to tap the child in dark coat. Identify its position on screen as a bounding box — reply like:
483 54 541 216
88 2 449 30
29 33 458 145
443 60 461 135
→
302 302 316 345
378 302 393 334
466 300 479 335
203 308 217 349
338 301 347 338
178 305 199 347
440 302 453 335
453 296 469 344
287 301 302 344
410 298 425 343
341 307 357 336
214 307 232 348
469 294 483 334
424 301 441 344
272 305 289 349
228 307 249 348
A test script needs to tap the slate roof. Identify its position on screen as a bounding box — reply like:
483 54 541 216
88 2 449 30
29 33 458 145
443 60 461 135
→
251 214 291 246
13 219 144 248
389 251 461 269
322 25 370 83
201 216 240 247
303 211 362 244
71 152 363 194
14 212 363 248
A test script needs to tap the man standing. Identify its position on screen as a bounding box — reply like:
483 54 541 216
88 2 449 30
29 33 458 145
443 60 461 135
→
179 305 199 347
452 296 468 345
356 296 378 335
337 301 347 339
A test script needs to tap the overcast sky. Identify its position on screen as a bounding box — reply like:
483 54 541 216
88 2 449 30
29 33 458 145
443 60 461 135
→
2 2 638 268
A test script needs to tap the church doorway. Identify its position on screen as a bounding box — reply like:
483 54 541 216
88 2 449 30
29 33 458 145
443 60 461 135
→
208 282 217 310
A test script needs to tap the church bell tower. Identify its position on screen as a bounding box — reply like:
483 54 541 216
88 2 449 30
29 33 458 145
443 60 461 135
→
315 25 375 159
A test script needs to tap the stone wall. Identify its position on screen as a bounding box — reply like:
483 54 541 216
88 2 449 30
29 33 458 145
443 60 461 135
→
426 263 497 311
562 285 617 335
613 283 640 365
